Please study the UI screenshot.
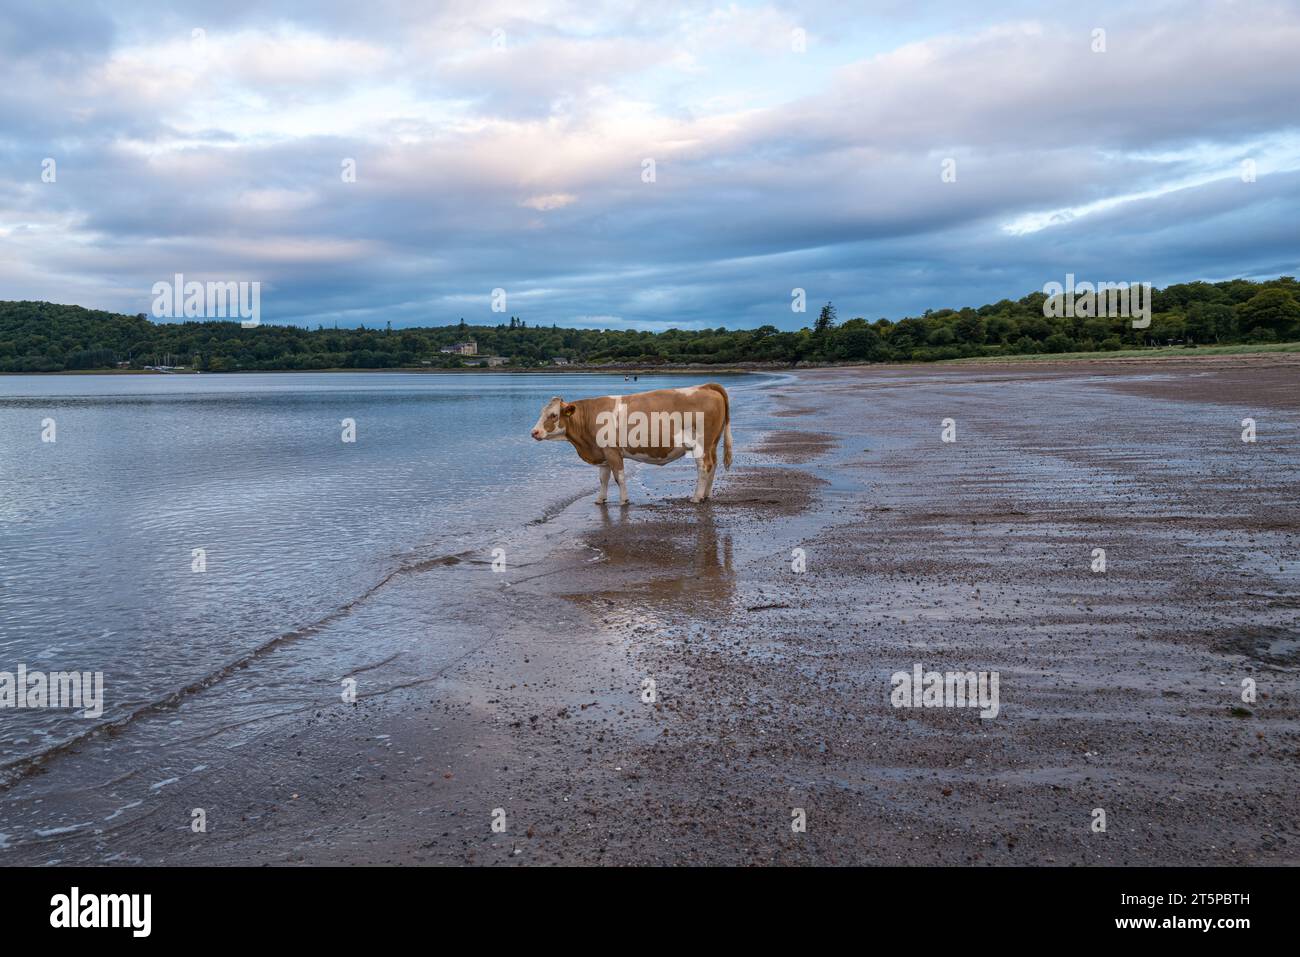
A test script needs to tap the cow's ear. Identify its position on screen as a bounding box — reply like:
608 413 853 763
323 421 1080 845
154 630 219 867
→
561 404 577 416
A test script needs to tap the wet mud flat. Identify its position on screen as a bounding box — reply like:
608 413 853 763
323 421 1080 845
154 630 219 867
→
479 357 1299 866
5 357 1298 865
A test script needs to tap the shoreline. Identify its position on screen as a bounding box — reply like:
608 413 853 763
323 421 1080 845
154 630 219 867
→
0 367 773 377
4 342 1299 377
3 356 1297 865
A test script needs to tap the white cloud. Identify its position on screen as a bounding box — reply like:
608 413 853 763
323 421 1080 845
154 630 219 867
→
519 193 578 210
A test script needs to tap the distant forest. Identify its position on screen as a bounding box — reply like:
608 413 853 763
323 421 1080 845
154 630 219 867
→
2 277 1298 372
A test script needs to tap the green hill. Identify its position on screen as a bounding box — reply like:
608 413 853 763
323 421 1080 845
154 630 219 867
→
2 276 1298 372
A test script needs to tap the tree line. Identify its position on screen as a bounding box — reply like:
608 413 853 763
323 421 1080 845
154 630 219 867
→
2 277 1298 373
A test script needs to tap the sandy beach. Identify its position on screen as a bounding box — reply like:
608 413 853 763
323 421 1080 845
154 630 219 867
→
5 355 1298 866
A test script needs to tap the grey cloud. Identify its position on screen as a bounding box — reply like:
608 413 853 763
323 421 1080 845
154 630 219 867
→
0 0 1296 331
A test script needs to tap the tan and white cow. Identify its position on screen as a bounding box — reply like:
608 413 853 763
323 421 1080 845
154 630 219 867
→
530 383 733 504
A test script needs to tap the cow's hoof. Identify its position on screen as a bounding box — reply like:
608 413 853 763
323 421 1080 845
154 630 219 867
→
595 498 607 505
690 496 704 504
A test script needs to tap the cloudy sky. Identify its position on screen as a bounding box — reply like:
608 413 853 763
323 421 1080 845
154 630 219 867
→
1 0 1297 330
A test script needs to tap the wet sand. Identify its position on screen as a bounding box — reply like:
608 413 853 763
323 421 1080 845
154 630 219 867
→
5 356 1298 865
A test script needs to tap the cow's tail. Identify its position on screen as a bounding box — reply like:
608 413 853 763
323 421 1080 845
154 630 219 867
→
704 382 732 470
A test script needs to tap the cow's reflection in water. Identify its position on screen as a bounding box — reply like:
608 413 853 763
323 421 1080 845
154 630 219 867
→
595 508 734 611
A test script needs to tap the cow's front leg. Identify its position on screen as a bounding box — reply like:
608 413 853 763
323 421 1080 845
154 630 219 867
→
595 464 611 504
606 450 630 505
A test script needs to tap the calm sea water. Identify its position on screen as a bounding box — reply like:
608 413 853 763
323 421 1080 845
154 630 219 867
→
0 372 751 772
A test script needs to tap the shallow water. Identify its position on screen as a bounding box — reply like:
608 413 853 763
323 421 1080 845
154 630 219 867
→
0 371 753 773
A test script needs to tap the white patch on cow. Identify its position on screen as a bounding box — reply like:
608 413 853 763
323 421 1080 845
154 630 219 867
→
624 449 686 465
531 396 569 440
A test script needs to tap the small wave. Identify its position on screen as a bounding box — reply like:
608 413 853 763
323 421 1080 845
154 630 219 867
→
529 487 591 525
34 822 92 837
104 800 143 822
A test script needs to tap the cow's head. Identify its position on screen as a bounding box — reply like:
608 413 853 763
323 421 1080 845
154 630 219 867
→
531 396 576 440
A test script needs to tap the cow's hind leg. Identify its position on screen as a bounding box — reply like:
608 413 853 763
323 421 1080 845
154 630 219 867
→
690 446 710 503
595 464 611 504
703 449 719 500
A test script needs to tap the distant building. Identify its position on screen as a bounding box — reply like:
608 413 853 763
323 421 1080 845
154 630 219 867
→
439 340 478 356
551 357 570 365
463 355 508 367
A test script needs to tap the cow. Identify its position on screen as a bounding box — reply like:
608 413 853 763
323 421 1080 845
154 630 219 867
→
530 383 733 504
